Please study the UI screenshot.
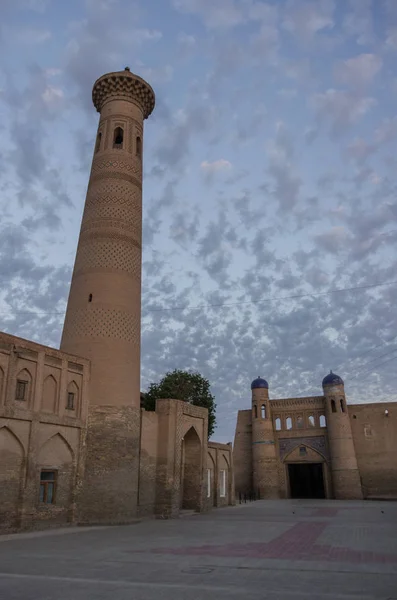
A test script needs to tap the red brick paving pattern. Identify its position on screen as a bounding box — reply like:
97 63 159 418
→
148 521 397 564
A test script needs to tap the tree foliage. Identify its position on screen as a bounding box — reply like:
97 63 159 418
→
142 369 216 438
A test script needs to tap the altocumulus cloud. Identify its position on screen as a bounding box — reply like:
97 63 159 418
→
0 0 396 443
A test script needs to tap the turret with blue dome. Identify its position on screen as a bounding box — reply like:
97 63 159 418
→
251 376 269 390
322 371 344 387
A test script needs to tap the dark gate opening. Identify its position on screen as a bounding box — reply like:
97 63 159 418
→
288 463 325 499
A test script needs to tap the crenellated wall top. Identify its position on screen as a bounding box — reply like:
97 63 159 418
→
92 69 155 118
270 396 325 410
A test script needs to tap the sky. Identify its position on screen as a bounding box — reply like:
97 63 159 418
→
0 0 397 443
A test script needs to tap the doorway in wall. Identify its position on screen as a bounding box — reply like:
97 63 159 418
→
288 463 325 499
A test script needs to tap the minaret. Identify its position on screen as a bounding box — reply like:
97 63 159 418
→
61 68 155 409
60 69 155 523
322 372 363 499
251 377 279 499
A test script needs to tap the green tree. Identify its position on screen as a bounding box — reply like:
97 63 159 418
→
143 369 216 438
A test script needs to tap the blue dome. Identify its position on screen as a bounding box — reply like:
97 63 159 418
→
322 371 344 387
251 376 269 390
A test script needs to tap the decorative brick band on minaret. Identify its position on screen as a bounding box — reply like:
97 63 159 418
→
251 377 279 499
322 372 363 500
61 69 155 409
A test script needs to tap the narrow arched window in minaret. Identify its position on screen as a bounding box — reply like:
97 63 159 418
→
95 132 102 153
253 405 257 418
331 399 336 413
261 404 266 419
340 398 345 412
136 136 142 157
113 127 124 149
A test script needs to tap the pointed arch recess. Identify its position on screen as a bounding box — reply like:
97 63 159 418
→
283 442 327 463
182 423 201 442
42 374 58 413
0 425 25 457
0 365 4 402
38 432 74 465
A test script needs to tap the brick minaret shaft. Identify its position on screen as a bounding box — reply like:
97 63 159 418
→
323 378 363 499
61 69 155 409
252 382 279 499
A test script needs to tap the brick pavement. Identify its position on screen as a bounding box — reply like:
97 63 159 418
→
147 519 397 564
0 499 396 599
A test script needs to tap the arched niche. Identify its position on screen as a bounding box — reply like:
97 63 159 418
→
0 426 25 526
181 426 201 511
66 380 79 412
38 433 74 511
38 433 74 466
207 452 216 505
15 368 33 405
0 365 4 404
42 375 58 413
284 443 326 464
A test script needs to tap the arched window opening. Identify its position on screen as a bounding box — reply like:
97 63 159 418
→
253 405 257 418
308 415 315 427
297 416 304 429
286 416 292 430
136 136 142 157
275 417 281 431
15 369 32 402
261 404 266 419
113 127 124 149
95 132 102 153
331 399 336 413
88 293 93 303
319 414 326 428
340 398 345 413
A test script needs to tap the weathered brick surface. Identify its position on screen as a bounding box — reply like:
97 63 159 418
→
233 409 253 494
349 402 397 499
138 409 158 517
0 333 88 533
77 405 141 524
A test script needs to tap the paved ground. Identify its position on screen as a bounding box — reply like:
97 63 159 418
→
1 499 397 599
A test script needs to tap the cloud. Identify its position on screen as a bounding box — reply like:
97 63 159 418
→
346 138 375 164
265 122 302 212
2 0 397 447
16 27 52 44
42 85 64 105
342 0 374 46
314 226 350 254
21 0 52 11
172 0 244 29
201 159 232 174
282 0 335 40
312 89 376 135
334 54 382 89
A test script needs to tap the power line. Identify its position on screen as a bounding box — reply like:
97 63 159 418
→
293 340 397 396
144 279 397 313
349 354 397 381
332 335 397 375
1 279 396 318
